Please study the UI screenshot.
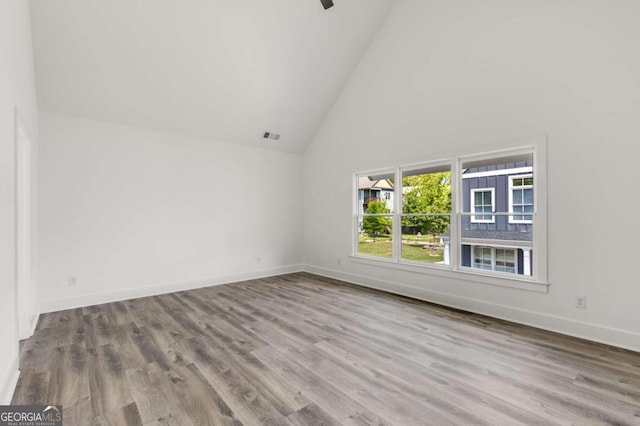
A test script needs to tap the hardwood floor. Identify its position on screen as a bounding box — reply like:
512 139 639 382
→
12 272 640 425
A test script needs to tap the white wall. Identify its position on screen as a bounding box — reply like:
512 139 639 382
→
38 113 303 312
303 0 640 351
0 0 39 404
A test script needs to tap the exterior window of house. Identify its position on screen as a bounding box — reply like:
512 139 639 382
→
472 247 517 274
473 247 493 270
495 248 517 273
352 139 547 291
471 189 494 223
510 175 533 223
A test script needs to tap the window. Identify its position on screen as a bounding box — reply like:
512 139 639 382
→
401 165 451 265
495 248 517 274
473 247 493 270
471 188 494 223
510 175 533 223
473 247 517 274
352 138 548 291
356 172 394 259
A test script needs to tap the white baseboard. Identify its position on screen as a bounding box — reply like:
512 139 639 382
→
304 264 640 353
0 356 19 405
40 265 304 314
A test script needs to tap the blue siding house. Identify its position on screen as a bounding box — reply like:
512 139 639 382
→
444 160 533 276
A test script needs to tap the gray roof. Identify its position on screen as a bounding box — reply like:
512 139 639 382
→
442 228 531 242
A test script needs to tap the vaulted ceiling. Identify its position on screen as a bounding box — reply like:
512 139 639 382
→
29 0 395 153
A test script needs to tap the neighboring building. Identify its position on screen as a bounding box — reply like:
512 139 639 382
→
442 160 533 276
357 177 394 214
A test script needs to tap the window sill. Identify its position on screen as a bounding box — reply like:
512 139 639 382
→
349 255 550 293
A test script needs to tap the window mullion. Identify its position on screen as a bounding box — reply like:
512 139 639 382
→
393 167 402 262
451 159 461 271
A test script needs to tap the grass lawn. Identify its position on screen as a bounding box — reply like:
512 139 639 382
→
358 234 444 263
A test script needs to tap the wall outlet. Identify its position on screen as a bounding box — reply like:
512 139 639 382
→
68 277 78 287
575 296 587 309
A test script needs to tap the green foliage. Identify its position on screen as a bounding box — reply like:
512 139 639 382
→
402 172 451 235
362 200 391 242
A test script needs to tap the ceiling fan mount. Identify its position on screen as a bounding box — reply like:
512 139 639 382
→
320 0 334 10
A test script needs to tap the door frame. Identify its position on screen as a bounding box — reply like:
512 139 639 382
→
15 109 34 341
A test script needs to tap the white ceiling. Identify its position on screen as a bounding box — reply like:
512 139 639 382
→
29 0 395 153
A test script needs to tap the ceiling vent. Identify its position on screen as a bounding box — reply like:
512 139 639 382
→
263 132 281 141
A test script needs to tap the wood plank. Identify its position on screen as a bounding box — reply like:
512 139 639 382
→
12 273 640 425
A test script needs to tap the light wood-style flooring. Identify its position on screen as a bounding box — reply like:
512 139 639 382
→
12 273 640 425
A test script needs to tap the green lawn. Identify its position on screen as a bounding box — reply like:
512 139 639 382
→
358 234 444 263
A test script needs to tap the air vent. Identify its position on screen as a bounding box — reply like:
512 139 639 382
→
320 0 334 10
263 132 281 141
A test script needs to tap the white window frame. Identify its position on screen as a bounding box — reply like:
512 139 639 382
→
509 174 533 224
472 246 493 270
495 248 518 274
351 136 548 293
472 246 518 274
470 188 495 224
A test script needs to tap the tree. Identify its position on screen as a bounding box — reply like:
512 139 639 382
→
402 172 451 237
362 200 391 242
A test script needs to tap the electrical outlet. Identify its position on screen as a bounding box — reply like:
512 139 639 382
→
68 277 78 287
575 296 587 309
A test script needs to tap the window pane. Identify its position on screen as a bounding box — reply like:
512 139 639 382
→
524 188 533 204
401 215 450 265
513 191 523 204
495 249 516 273
357 173 394 215
461 212 533 276
473 247 492 270
402 166 451 214
474 192 483 204
357 215 393 258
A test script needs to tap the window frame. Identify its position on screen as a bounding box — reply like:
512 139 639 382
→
509 174 534 224
351 136 548 293
470 188 495 224
472 246 518 274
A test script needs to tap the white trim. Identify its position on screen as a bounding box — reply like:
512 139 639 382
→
0 355 19 405
462 239 531 248
470 187 495 223
39 265 304 313
462 166 533 179
349 254 547 292
508 174 533 224
532 139 548 284
15 110 34 341
303 265 640 353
